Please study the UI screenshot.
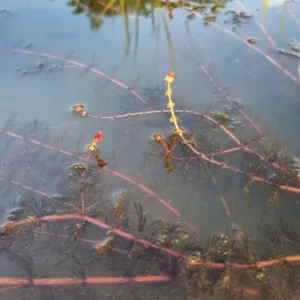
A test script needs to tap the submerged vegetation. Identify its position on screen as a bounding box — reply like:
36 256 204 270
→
0 68 300 298
0 0 300 299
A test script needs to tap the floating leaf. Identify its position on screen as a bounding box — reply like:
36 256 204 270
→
225 10 237 14
73 5 84 14
72 105 84 112
278 48 300 58
214 113 231 123
71 163 86 171
247 37 257 44
193 5 206 11
186 13 196 19
153 134 163 143
203 15 217 23
211 4 223 13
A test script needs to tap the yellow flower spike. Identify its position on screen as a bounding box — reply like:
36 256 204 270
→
176 128 184 135
170 116 177 123
88 132 103 152
164 72 186 140
167 101 175 109
165 89 172 97
164 72 175 83
88 142 96 151
164 75 170 83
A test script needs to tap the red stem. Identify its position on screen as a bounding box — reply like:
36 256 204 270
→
32 230 259 296
0 275 171 285
0 274 260 296
5 214 300 271
0 276 259 296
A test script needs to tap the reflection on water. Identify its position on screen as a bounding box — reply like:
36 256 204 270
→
0 0 300 299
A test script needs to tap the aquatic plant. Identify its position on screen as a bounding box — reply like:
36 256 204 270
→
0 64 300 298
1 0 300 299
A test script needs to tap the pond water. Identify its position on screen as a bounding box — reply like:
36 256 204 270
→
0 0 300 299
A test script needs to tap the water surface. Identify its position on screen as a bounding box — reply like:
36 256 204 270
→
0 0 300 299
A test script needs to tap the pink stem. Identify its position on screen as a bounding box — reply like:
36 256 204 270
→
0 45 148 105
191 137 232 219
0 177 79 213
88 110 241 144
1 126 299 196
0 129 199 233
6 214 300 272
80 192 85 215
34 229 128 255
234 0 277 48
87 110 279 169
287 9 300 31
193 14 299 84
0 285 22 293
7 214 185 258
183 39 263 136
167 147 246 162
35 229 100 244
28 231 259 296
81 149 92 214
163 129 300 195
